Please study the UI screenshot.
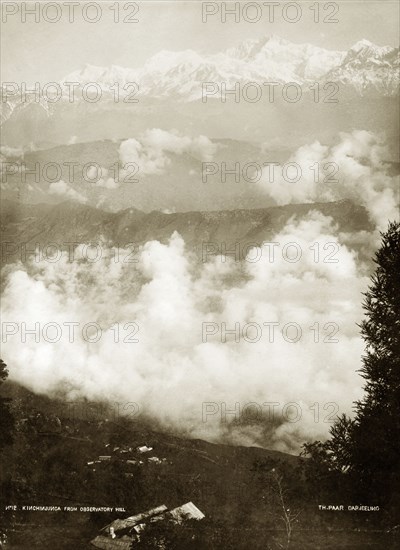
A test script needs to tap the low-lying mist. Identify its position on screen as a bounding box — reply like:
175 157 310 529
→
1 211 377 453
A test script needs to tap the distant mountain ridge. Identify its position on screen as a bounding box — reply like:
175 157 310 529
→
0 198 373 270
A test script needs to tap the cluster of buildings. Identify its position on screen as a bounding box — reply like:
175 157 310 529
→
87 444 167 472
87 442 205 547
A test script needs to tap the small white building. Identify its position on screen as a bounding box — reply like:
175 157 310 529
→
137 445 153 453
148 457 162 464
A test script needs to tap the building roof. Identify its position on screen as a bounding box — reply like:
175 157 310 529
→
169 502 205 522
137 445 153 453
94 502 205 548
102 505 168 533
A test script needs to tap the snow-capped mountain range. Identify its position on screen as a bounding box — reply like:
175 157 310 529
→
1 35 398 150
1 35 399 121
62 35 399 99
63 34 347 93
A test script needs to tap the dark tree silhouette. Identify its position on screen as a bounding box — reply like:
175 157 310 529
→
0 359 14 449
302 221 400 514
351 221 400 501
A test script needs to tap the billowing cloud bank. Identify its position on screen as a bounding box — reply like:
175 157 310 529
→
49 179 87 203
92 128 219 190
259 130 399 229
119 128 218 177
1 213 370 452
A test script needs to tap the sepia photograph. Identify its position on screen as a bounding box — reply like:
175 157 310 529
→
0 1 399 548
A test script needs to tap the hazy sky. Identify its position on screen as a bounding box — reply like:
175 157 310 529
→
1 1 399 83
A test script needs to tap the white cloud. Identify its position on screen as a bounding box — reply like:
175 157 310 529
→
1 213 369 453
0 145 24 158
119 129 218 177
257 130 399 229
48 180 87 203
90 166 119 189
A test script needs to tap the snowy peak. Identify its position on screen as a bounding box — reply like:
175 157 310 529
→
225 38 260 60
225 34 290 60
348 39 394 58
143 49 204 73
342 38 399 70
321 39 399 96
225 34 346 81
61 64 139 87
